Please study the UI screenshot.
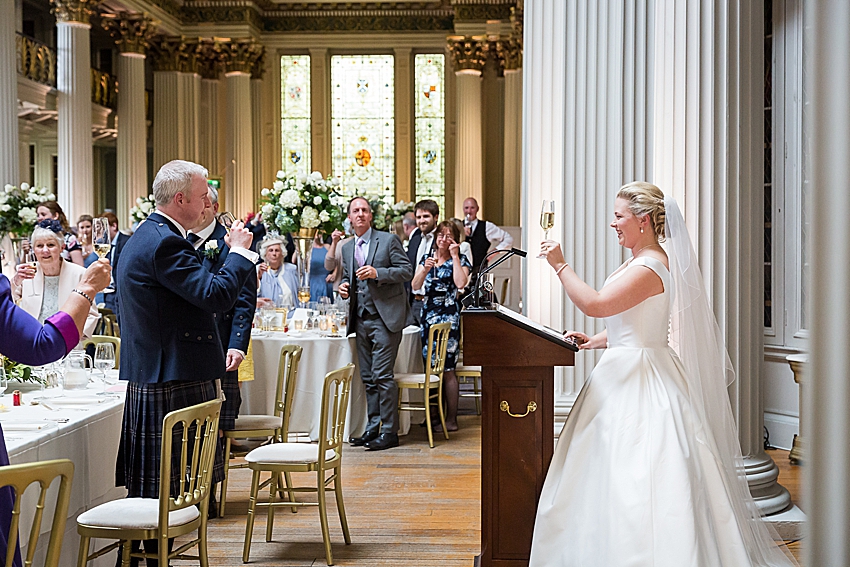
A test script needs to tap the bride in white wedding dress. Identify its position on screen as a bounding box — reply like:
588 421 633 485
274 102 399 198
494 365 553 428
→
531 182 797 567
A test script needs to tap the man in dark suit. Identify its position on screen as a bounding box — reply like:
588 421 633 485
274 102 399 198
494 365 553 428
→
100 211 130 324
339 197 414 451
115 160 257 563
405 199 439 325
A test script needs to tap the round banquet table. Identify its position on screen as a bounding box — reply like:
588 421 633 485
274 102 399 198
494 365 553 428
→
242 325 424 441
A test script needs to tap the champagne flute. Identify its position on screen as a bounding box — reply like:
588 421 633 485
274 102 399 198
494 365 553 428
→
218 212 237 233
23 251 39 296
537 200 555 259
0 364 7 398
93 217 115 293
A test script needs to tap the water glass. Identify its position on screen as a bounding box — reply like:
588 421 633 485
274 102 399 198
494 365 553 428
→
0 366 7 397
94 343 116 393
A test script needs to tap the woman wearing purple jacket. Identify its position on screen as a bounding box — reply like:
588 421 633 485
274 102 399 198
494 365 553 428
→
0 258 111 566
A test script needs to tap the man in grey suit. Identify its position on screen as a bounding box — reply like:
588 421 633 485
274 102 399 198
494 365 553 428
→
339 197 414 451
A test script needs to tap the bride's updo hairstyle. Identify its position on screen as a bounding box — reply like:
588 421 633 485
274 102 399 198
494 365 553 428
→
617 181 666 243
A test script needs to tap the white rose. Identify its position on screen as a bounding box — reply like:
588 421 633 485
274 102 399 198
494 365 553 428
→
279 189 301 209
47 194 55 201
261 188 270 196
313 196 323 206
28 191 39 202
205 241 218 252
142 202 153 213
149 194 154 200
309 171 323 183
39 186 50 195
18 207 36 223
0 204 11 212
261 203 274 216
291 209 298 216
276 170 285 179
3 185 12 192
20 182 29 191
136 197 144 204
319 210 330 222
297 173 307 185
332 177 341 187
273 180 284 191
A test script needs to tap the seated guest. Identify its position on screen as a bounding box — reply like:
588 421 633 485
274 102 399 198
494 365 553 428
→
309 232 334 300
258 237 299 306
411 220 471 432
35 201 84 266
11 223 100 338
76 215 98 267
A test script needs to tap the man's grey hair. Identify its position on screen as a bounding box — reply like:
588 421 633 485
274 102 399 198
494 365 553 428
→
402 211 416 228
30 226 64 248
152 160 209 207
207 185 219 205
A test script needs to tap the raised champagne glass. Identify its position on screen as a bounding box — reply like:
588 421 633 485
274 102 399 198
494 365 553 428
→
218 212 237 233
537 200 555 259
23 250 39 297
93 217 115 293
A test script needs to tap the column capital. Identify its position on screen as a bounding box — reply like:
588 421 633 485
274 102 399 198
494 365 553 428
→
50 0 102 24
219 38 264 75
197 39 225 80
181 39 204 75
494 37 522 73
446 35 489 74
150 35 185 72
250 47 267 80
101 12 158 55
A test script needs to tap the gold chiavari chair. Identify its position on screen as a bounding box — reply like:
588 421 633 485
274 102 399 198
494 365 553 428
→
456 319 482 415
242 363 354 566
394 322 451 448
76 399 222 567
219 344 303 518
0 459 74 567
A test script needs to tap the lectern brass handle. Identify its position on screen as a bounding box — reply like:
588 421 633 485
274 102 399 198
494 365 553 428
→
499 400 537 418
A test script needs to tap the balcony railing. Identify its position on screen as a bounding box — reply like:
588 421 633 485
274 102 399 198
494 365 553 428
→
16 33 56 87
91 68 117 110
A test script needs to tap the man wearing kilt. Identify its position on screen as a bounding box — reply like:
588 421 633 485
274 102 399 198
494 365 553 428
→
115 160 257 564
190 185 257 516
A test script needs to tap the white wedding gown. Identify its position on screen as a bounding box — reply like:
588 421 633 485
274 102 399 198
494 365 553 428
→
529 257 794 567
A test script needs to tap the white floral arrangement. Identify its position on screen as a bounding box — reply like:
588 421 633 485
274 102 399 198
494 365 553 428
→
130 194 156 224
260 170 345 235
369 197 415 231
0 182 54 236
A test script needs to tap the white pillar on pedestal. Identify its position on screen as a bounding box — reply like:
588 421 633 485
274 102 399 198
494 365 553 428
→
806 1 850 563
225 71 253 217
152 70 180 172
116 53 147 227
652 0 791 516
502 66 521 226
180 72 200 163
57 20 94 220
251 76 264 207
0 0 19 185
199 78 220 174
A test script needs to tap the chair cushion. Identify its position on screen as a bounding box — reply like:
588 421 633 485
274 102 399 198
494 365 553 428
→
394 373 440 385
245 443 336 465
455 364 481 372
232 415 281 431
76 498 200 530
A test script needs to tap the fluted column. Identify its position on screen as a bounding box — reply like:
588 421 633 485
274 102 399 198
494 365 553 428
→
151 36 183 172
198 41 222 179
394 48 413 203
448 36 487 217
496 13 522 226
0 0 18 185
54 0 100 220
222 39 262 218
181 40 201 164
250 51 265 209
806 1 850 563
103 12 156 227
652 0 791 517
523 1 654 428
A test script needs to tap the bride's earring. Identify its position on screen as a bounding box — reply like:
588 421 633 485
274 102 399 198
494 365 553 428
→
640 227 644 233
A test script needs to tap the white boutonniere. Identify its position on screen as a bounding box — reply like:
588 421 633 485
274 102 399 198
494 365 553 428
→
203 240 220 259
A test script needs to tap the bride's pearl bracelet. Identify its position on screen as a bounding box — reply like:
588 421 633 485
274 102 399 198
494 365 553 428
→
554 263 569 276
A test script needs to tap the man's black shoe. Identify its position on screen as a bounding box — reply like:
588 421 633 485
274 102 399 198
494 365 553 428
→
364 433 399 451
349 429 380 447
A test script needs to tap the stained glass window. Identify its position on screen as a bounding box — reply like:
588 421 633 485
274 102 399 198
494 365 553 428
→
280 55 311 178
331 55 395 201
414 54 446 216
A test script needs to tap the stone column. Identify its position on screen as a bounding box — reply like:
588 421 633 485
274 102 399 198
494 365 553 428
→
250 50 265 208
54 0 100 221
309 48 331 177
652 0 792 518
394 48 413 204
806 1 850 563
447 36 487 218
221 39 262 218
150 36 184 172
102 12 155 227
495 25 522 227
0 0 18 185
181 40 201 164
198 40 222 176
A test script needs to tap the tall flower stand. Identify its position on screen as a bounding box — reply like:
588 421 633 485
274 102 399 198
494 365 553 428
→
291 228 318 305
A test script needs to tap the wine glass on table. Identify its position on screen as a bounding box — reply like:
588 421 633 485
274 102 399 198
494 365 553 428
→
93 217 115 293
537 200 555 259
22 250 39 297
260 305 276 332
94 343 116 395
297 287 311 309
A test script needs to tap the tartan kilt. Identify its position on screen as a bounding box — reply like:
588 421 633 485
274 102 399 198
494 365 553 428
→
116 380 225 498
219 369 241 431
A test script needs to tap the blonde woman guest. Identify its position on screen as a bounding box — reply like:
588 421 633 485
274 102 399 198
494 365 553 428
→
12 225 100 338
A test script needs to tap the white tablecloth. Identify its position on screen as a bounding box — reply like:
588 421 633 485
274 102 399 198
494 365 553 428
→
243 325 424 440
2 383 126 567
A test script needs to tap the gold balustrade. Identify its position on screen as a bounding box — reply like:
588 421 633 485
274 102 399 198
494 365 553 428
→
15 33 56 87
90 68 117 109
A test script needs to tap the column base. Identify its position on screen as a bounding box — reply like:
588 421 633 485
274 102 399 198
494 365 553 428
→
764 504 805 541
744 453 793 516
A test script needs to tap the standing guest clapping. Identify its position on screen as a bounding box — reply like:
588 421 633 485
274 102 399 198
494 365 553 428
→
114 160 257 563
339 197 413 451
411 221 470 432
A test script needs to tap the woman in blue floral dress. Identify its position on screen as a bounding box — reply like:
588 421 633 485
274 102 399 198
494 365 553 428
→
411 220 471 432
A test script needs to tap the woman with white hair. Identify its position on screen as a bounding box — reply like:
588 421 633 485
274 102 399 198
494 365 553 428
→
12 223 100 338
257 236 299 306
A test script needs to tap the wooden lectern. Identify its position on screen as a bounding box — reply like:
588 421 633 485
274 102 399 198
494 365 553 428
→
462 306 576 567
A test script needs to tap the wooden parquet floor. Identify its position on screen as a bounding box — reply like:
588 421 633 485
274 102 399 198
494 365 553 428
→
186 417 804 566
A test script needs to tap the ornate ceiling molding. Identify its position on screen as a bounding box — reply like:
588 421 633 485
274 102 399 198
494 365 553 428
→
50 0 103 24
101 12 159 55
446 35 488 73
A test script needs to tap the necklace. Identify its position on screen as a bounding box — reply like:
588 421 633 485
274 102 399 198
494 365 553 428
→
633 243 659 257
